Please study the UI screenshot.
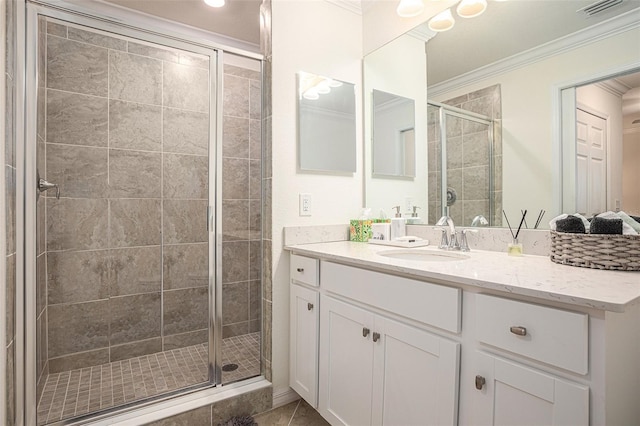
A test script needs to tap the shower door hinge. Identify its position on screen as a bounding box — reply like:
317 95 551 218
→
207 205 214 232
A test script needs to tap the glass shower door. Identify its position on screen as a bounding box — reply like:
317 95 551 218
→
27 9 217 425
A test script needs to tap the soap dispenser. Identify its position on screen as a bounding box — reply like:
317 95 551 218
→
390 206 406 240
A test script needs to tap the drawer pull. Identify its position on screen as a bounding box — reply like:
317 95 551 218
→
510 326 527 336
362 327 370 338
307 302 314 311
372 332 380 342
296 268 304 273
475 375 486 390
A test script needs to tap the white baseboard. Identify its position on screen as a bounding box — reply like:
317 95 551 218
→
272 386 300 408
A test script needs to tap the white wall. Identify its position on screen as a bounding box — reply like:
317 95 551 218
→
622 129 640 215
270 0 363 396
431 27 640 219
576 84 623 212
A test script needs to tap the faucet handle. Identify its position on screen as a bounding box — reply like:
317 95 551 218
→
435 227 449 249
449 231 460 251
460 229 478 252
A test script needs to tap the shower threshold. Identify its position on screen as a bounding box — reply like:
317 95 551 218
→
37 332 261 425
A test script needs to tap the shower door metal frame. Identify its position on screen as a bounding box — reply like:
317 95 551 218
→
427 101 494 223
17 2 262 424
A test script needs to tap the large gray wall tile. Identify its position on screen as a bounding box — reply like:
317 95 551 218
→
110 199 161 247
110 338 162 362
109 100 162 151
111 246 162 296
223 116 249 158
128 41 178 63
48 300 109 357
163 287 208 336
36 254 46 315
222 241 249 284
47 250 110 305
46 21 67 37
222 199 249 241
46 90 108 147
250 280 261 322
223 74 249 118
109 50 162 105
163 329 207 351
222 158 249 200
47 35 108 96
146 405 211 426
163 199 207 244
68 26 127 51
163 62 209 112
46 144 108 198
249 241 261 281
109 149 162 198
222 282 248 325
163 154 208 199
163 108 209 155
110 293 161 345
46 198 108 251
250 79 261 120
163 243 208 290
250 119 261 160
249 160 261 200
48 348 109 374
211 387 272 423
178 52 210 69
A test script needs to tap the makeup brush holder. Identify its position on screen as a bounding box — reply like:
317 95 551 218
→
507 238 523 256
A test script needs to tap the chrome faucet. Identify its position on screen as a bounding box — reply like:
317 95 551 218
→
436 214 459 250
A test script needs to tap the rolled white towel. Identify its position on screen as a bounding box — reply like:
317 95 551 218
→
596 211 638 235
617 211 640 234
549 213 591 232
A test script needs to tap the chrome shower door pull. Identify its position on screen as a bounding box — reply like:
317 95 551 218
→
38 178 60 199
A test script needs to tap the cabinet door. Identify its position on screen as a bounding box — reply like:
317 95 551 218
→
471 352 589 426
372 316 460 426
319 296 375 426
290 284 320 407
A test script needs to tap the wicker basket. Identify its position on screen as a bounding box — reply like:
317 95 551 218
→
550 231 640 271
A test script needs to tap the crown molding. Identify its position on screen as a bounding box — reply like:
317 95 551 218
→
596 79 629 97
428 8 640 98
409 23 436 43
324 0 363 15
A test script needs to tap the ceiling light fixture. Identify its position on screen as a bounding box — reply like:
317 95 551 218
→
456 0 487 18
428 8 455 32
396 0 425 18
204 0 225 8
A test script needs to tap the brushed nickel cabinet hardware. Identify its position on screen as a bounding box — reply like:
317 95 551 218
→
510 326 527 336
372 332 380 342
362 327 370 338
475 375 486 390
307 302 314 311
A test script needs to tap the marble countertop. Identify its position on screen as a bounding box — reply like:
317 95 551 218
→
285 241 640 313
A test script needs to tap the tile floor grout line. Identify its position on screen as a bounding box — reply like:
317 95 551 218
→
287 399 302 426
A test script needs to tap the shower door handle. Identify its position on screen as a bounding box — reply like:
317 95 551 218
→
38 178 60 199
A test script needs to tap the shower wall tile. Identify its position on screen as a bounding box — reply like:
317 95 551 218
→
48 348 110 374
262 178 272 241
249 160 261 200
163 154 208 200
48 300 110 358
5 254 15 345
47 21 67 38
46 90 108 147
47 250 110 305
223 116 250 158
223 322 248 339
46 198 108 251
163 62 209 112
110 246 162 296
5 78 15 167
163 287 208 336
163 108 209 156
37 87 45 142
222 158 249 199
222 241 249 284
110 293 162 345
163 329 207 351
148 405 211 426
178 53 210 69
109 199 161 247
250 280 261 322
109 100 162 151
163 243 208 290
224 64 261 80
249 241 261 281
463 166 489 201
250 119 261 160
250 80 261 120
163 199 207 244
222 199 249 241
263 116 272 179
36 254 46 315
224 74 250 118
109 149 162 198
5 344 15 426
249 201 261 241
5 166 15 253
222 282 249 325
47 36 108 97
463 199 490 227
68 26 127 51
446 136 462 170
128 41 179 62
46 144 108 198
109 50 162 105
110 338 162 362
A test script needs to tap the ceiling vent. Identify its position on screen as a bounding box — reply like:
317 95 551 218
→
578 0 624 17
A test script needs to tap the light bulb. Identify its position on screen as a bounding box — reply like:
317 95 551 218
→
303 89 319 100
316 81 331 95
396 0 424 18
428 8 455 32
456 0 487 18
204 0 225 8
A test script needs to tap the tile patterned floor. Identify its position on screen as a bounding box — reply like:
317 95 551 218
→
37 333 261 425
254 399 330 426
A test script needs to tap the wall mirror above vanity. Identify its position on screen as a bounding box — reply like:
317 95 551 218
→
298 71 357 173
363 0 640 228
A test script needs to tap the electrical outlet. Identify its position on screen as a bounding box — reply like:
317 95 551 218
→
299 193 312 216
405 197 414 213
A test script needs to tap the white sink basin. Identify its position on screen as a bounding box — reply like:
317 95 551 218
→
377 249 469 262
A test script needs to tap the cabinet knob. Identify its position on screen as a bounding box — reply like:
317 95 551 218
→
475 375 486 390
307 302 314 311
362 327 370 338
510 326 527 336
296 268 304 273
372 332 380 342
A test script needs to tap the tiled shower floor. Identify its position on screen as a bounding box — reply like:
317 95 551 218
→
37 333 261 425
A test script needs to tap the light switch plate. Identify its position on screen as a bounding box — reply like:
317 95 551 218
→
299 193 312 216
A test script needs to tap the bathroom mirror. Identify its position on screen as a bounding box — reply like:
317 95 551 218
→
298 71 357 173
363 0 640 227
372 89 416 178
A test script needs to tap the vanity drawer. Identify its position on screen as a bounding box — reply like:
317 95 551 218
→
321 261 460 333
290 254 319 287
475 294 588 374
